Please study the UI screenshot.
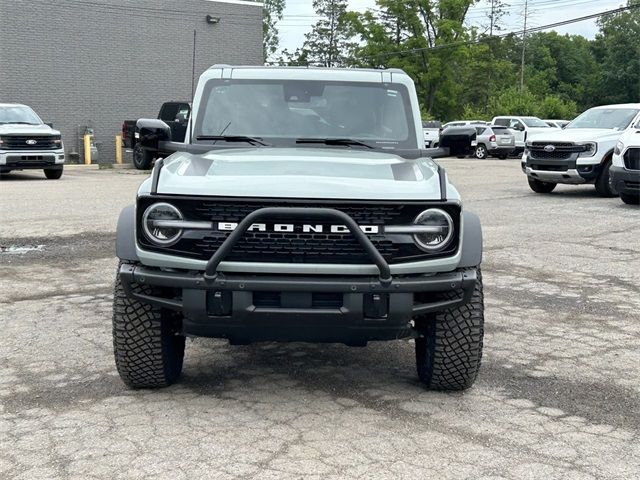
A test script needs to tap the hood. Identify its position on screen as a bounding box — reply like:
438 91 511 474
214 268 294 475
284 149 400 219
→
527 128 625 144
0 123 60 136
615 128 640 147
147 147 450 201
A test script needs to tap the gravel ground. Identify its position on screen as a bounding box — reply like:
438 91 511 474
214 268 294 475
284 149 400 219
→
1 161 639 480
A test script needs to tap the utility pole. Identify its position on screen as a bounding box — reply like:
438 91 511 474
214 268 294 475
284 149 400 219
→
520 0 528 92
490 0 495 36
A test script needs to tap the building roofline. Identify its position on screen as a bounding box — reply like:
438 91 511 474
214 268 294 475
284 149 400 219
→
203 0 263 7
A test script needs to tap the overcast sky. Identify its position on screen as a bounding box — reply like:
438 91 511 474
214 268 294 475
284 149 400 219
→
277 0 626 53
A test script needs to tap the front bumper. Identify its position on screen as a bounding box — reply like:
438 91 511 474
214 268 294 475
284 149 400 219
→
522 152 602 184
0 149 65 170
611 166 640 196
119 263 477 344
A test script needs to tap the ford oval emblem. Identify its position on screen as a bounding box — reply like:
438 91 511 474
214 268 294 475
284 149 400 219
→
544 144 556 152
26 139 37 145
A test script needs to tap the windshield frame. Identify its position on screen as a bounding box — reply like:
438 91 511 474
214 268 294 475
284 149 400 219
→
192 79 419 151
565 107 640 130
0 105 43 125
521 117 550 128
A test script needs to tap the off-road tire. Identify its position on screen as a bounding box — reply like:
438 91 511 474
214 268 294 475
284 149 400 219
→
132 144 154 170
528 177 556 194
415 269 484 391
112 263 185 388
475 145 488 160
44 168 63 180
594 160 617 197
620 192 640 205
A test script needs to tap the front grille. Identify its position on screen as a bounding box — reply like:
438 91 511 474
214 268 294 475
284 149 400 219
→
1 135 60 150
5 155 56 167
137 196 461 265
529 142 583 160
624 148 640 170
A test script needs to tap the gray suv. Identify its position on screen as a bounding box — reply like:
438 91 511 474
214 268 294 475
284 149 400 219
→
473 125 516 159
113 66 485 391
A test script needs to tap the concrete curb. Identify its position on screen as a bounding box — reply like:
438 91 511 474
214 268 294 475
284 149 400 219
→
64 163 134 170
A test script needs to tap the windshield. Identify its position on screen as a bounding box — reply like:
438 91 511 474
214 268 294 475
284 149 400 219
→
522 117 550 128
0 105 42 125
566 108 639 130
194 79 417 149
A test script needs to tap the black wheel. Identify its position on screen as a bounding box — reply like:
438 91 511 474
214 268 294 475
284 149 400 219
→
498 155 508 160
112 263 185 388
44 168 63 179
133 144 154 170
528 177 556 193
474 145 488 160
594 160 618 197
620 192 640 205
415 269 484 391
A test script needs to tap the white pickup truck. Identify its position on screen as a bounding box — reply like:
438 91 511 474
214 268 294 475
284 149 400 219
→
0 104 65 179
520 104 640 196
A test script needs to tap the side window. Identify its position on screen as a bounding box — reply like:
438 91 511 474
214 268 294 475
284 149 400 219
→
494 118 509 127
175 104 191 122
510 119 524 130
158 103 179 121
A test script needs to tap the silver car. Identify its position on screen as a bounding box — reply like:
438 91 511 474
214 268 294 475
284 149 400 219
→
472 125 516 159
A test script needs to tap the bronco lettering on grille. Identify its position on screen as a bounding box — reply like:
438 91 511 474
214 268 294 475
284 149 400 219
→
217 222 380 234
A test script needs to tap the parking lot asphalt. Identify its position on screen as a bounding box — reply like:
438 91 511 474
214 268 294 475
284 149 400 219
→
1 161 639 480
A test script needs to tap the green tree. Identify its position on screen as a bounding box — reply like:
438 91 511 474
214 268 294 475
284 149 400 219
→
592 0 640 105
263 0 286 63
296 0 357 67
351 0 480 119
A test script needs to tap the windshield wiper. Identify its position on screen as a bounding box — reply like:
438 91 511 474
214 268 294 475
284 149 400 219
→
296 138 373 149
1 122 39 125
196 135 270 146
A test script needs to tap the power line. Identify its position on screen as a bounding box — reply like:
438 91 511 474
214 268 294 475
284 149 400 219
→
359 4 637 61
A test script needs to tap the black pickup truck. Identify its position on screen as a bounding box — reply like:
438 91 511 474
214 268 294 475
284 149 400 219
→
122 101 191 169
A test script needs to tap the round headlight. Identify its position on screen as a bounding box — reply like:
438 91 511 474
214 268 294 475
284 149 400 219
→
413 208 454 252
142 203 183 246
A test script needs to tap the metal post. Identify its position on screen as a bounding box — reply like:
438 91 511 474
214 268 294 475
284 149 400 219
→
115 135 123 164
83 134 92 165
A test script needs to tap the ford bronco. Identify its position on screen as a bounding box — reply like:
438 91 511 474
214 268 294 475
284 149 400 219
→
113 66 484 391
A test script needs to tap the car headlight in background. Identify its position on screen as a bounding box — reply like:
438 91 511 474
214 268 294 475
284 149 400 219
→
412 208 454 252
578 142 597 158
142 203 184 246
614 141 624 156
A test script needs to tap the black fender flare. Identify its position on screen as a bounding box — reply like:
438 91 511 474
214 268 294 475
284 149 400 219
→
458 210 483 268
116 205 139 261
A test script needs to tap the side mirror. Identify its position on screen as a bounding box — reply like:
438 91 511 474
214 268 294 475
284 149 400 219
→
136 118 171 152
439 126 477 157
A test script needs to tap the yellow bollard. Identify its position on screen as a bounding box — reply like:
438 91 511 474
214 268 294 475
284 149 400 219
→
83 134 92 165
115 135 123 164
